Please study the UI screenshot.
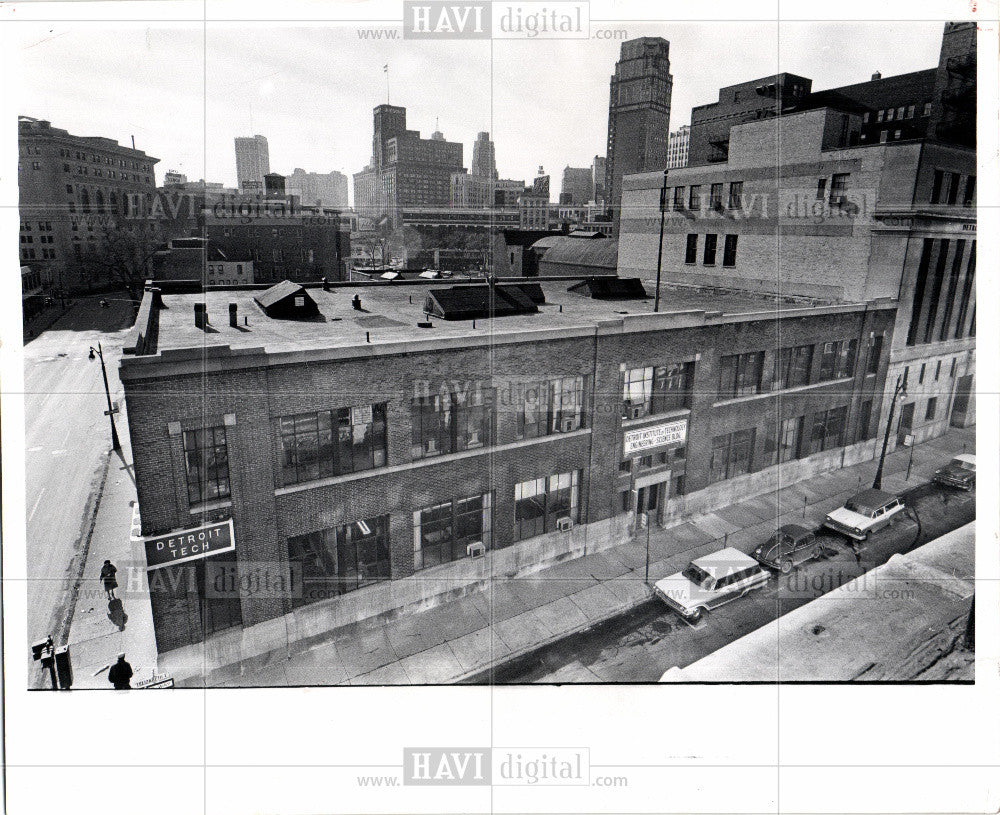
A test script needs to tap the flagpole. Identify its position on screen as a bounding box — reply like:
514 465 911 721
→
384 64 390 104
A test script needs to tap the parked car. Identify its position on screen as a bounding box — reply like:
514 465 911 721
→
823 488 905 541
933 453 976 490
653 547 770 622
752 524 821 573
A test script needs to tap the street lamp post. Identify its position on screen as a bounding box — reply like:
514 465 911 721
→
873 374 906 490
89 341 122 452
653 167 669 313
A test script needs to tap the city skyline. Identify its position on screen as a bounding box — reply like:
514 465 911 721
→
12 21 945 205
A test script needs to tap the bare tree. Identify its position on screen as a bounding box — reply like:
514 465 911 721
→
77 215 163 306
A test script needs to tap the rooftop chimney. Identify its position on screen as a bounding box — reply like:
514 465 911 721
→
871 71 882 80
229 302 238 327
194 302 208 329
352 294 362 311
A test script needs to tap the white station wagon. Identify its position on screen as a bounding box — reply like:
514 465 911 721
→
823 488 905 542
653 547 770 622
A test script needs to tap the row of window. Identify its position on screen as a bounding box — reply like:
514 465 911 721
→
684 233 738 267
668 181 743 212
930 170 975 206
709 401 873 485
285 471 582 607
53 146 151 171
864 102 931 124
906 238 975 346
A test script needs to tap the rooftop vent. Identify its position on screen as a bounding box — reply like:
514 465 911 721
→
253 280 319 319
423 283 540 321
568 277 648 300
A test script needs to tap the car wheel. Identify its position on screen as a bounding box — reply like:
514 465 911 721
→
812 544 823 560
780 559 793 574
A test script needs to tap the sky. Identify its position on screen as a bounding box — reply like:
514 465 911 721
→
12 20 946 204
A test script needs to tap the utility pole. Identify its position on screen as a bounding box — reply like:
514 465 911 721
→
90 341 122 452
873 374 906 490
653 167 669 313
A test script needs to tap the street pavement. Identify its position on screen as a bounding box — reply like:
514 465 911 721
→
170 424 975 687
21 295 137 688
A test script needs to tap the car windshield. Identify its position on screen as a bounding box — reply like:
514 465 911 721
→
953 459 975 471
844 499 876 516
682 564 712 587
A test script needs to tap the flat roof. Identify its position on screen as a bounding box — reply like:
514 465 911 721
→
130 278 892 364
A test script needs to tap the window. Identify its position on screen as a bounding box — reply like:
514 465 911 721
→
808 406 848 455
286 516 391 607
946 172 961 206
963 176 975 206
514 471 580 541
935 360 942 381
906 105 915 118
709 183 723 209
623 363 693 417
709 428 756 483
879 130 888 144
685 234 698 264
923 102 932 116
829 173 850 207
518 377 584 438
855 400 873 442
862 112 869 124
894 130 902 140
896 106 905 120
688 185 701 210
772 345 813 390
954 241 975 339
412 387 492 458
818 340 857 381
718 351 764 399
280 404 387 484
867 334 883 375
918 363 926 385
703 233 718 265
951 358 957 378
672 186 685 209
722 234 738 267
182 426 231 504
414 493 492 569
65 184 73 194
728 181 743 209
925 398 937 422
886 108 894 122
877 110 884 122
931 170 945 204
816 178 827 200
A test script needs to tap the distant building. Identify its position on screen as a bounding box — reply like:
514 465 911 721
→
591 156 606 207
534 233 618 277
560 166 593 206
667 125 690 169
151 237 255 286
450 171 491 209
286 168 349 208
234 135 270 193
353 105 464 227
493 178 526 208
17 116 159 292
163 170 188 186
471 131 497 179
264 172 287 199
604 37 673 227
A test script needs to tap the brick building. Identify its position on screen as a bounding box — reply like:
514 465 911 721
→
17 116 159 292
353 105 464 227
619 53 975 452
121 277 893 661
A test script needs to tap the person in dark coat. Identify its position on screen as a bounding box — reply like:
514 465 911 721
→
100 560 118 600
107 653 133 689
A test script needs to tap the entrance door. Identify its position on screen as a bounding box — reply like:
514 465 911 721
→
897 402 915 446
636 482 662 527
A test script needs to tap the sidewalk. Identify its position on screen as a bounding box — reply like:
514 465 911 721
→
65 402 159 690
173 424 974 687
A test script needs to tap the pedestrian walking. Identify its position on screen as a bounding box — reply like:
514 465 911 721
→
107 653 133 690
100 559 118 600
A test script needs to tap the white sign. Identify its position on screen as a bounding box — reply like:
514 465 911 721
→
623 419 687 456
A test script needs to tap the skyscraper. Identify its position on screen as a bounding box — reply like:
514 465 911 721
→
560 166 593 205
234 135 270 193
666 125 690 168
604 37 672 228
471 131 497 179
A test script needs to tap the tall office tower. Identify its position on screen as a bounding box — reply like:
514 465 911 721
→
471 131 497 179
604 37 672 228
234 135 270 193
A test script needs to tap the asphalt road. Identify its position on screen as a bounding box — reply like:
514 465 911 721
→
22 296 134 664
486 480 976 683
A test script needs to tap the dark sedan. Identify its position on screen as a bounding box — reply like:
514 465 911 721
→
933 454 976 490
752 524 821 573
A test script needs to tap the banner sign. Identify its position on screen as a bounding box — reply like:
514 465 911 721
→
144 518 235 571
623 419 687 456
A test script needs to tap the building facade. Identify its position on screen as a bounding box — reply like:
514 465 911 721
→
560 166 593 205
122 278 893 665
591 155 607 208
353 105 464 227
234 135 270 194
604 37 673 227
619 105 975 450
470 131 497 179
287 168 350 209
667 125 690 169
17 116 159 292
